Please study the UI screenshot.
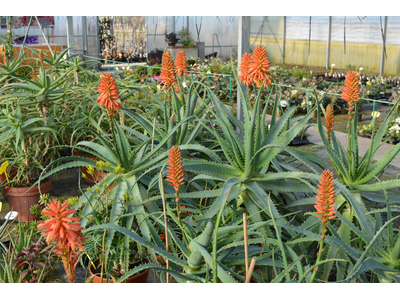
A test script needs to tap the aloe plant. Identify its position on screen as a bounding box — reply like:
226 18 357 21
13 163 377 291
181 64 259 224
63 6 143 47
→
0 49 32 84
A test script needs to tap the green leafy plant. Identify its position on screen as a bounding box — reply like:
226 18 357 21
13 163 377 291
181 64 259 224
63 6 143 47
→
177 27 195 48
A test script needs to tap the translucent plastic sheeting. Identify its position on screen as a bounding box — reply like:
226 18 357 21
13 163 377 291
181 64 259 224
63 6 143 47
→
0 16 99 58
285 16 400 45
146 16 238 58
250 16 284 64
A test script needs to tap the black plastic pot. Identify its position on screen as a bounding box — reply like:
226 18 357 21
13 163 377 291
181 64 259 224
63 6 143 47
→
289 136 310 146
357 113 363 122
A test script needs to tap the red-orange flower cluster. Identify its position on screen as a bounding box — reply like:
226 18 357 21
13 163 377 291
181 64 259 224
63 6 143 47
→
248 45 272 88
166 145 184 201
325 104 334 142
238 53 253 87
175 50 188 79
97 74 122 117
314 170 337 227
341 71 360 110
38 200 85 283
160 51 177 90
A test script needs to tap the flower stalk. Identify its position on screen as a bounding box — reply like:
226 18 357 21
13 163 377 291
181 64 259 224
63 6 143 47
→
325 104 334 143
166 145 188 245
310 170 336 283
37 200 85 283
341 70 360 152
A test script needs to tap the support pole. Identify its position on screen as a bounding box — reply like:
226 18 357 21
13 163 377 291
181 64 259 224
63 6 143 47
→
96 16 101 68
35 16 53 56
237 16 251 126
22 17 33 50
282 16 286 64
66 16 74 57
82 16 88 59
172 16 176 33
145 16 149 60
380 16 387 76
326 16 332 69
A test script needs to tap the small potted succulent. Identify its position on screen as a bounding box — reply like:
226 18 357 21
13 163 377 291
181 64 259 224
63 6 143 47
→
165 32 180 46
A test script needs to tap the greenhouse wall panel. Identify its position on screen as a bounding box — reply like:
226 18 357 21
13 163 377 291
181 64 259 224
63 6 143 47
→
146 16 238 58
0 16 99 59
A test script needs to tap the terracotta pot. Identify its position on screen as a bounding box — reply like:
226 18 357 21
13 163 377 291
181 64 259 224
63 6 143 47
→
0 166 18 184
89 259 149 283
3 180 52 222
80 157 111 185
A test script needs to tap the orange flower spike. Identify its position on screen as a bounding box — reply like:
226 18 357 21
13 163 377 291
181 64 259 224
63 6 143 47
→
166 145 184 196
39 51 44 65
314 170 337 227
175 50 188 79
238 53 254 87
97 74 122 117
325 104 334 143
37 199 85 283
248 45 272 88
38 200 85 248
160 51 177 90
341 70 360 111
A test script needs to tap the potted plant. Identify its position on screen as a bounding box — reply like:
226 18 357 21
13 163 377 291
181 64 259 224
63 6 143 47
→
0 104 56 222
176 27 195 48
0 60 75 221
165 32 180 47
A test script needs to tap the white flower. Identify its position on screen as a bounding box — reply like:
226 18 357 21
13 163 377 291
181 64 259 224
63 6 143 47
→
371 111 380 119
395 118 400 124
359 67 363 71
389 124 400 135
331 64 335 67
182 82 187 88
115 67 119 71
280 100 288 108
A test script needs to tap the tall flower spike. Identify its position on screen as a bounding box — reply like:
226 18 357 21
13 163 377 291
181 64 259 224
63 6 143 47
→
160 51 176 90
341 70 360 111
238 53 254 87
166 145 184 197
38 51 44 65
248 45 272 88
97 73 122 117
175 50 188 79
37 200 85 249
314 170 337 227
37 200 86 283
325 104 334 143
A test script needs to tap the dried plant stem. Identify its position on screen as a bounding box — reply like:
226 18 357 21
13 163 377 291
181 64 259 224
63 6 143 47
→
100 228 107 283
243 213 249 276
245 257 257 283
119 110 124 126
159 172 169 283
